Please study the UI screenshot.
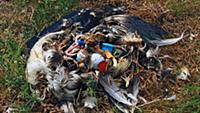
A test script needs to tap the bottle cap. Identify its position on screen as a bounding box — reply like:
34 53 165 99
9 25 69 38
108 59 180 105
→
78 39 85 46
98 61 109 73
90 53 104 69
102 43 114 53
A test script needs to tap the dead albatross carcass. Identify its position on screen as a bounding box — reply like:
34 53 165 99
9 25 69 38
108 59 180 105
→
24 5 184 113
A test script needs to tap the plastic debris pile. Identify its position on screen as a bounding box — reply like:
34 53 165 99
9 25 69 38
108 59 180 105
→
24 6 185 113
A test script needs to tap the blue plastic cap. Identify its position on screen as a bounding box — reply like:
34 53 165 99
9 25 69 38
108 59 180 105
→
78 39 85 46
102 43 114 53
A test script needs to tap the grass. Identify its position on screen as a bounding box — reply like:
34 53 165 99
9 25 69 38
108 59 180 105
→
14 82 41 113
86 78 97 97
0 0 200 112
0 33 25 88
170 85 200 113
0 30 39 112
166 0 200 17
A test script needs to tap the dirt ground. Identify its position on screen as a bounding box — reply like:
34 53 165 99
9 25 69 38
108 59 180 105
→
0 0 200 113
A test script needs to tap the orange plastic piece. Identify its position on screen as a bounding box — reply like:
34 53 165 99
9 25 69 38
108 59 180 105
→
104 50 113 59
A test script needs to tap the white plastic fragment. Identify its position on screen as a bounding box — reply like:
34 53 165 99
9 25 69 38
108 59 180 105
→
177 66 190 80
84 97 97 109
164 95 176 101
90 53 104 69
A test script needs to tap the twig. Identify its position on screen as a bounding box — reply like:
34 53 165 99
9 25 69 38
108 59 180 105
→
137 98 161 107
